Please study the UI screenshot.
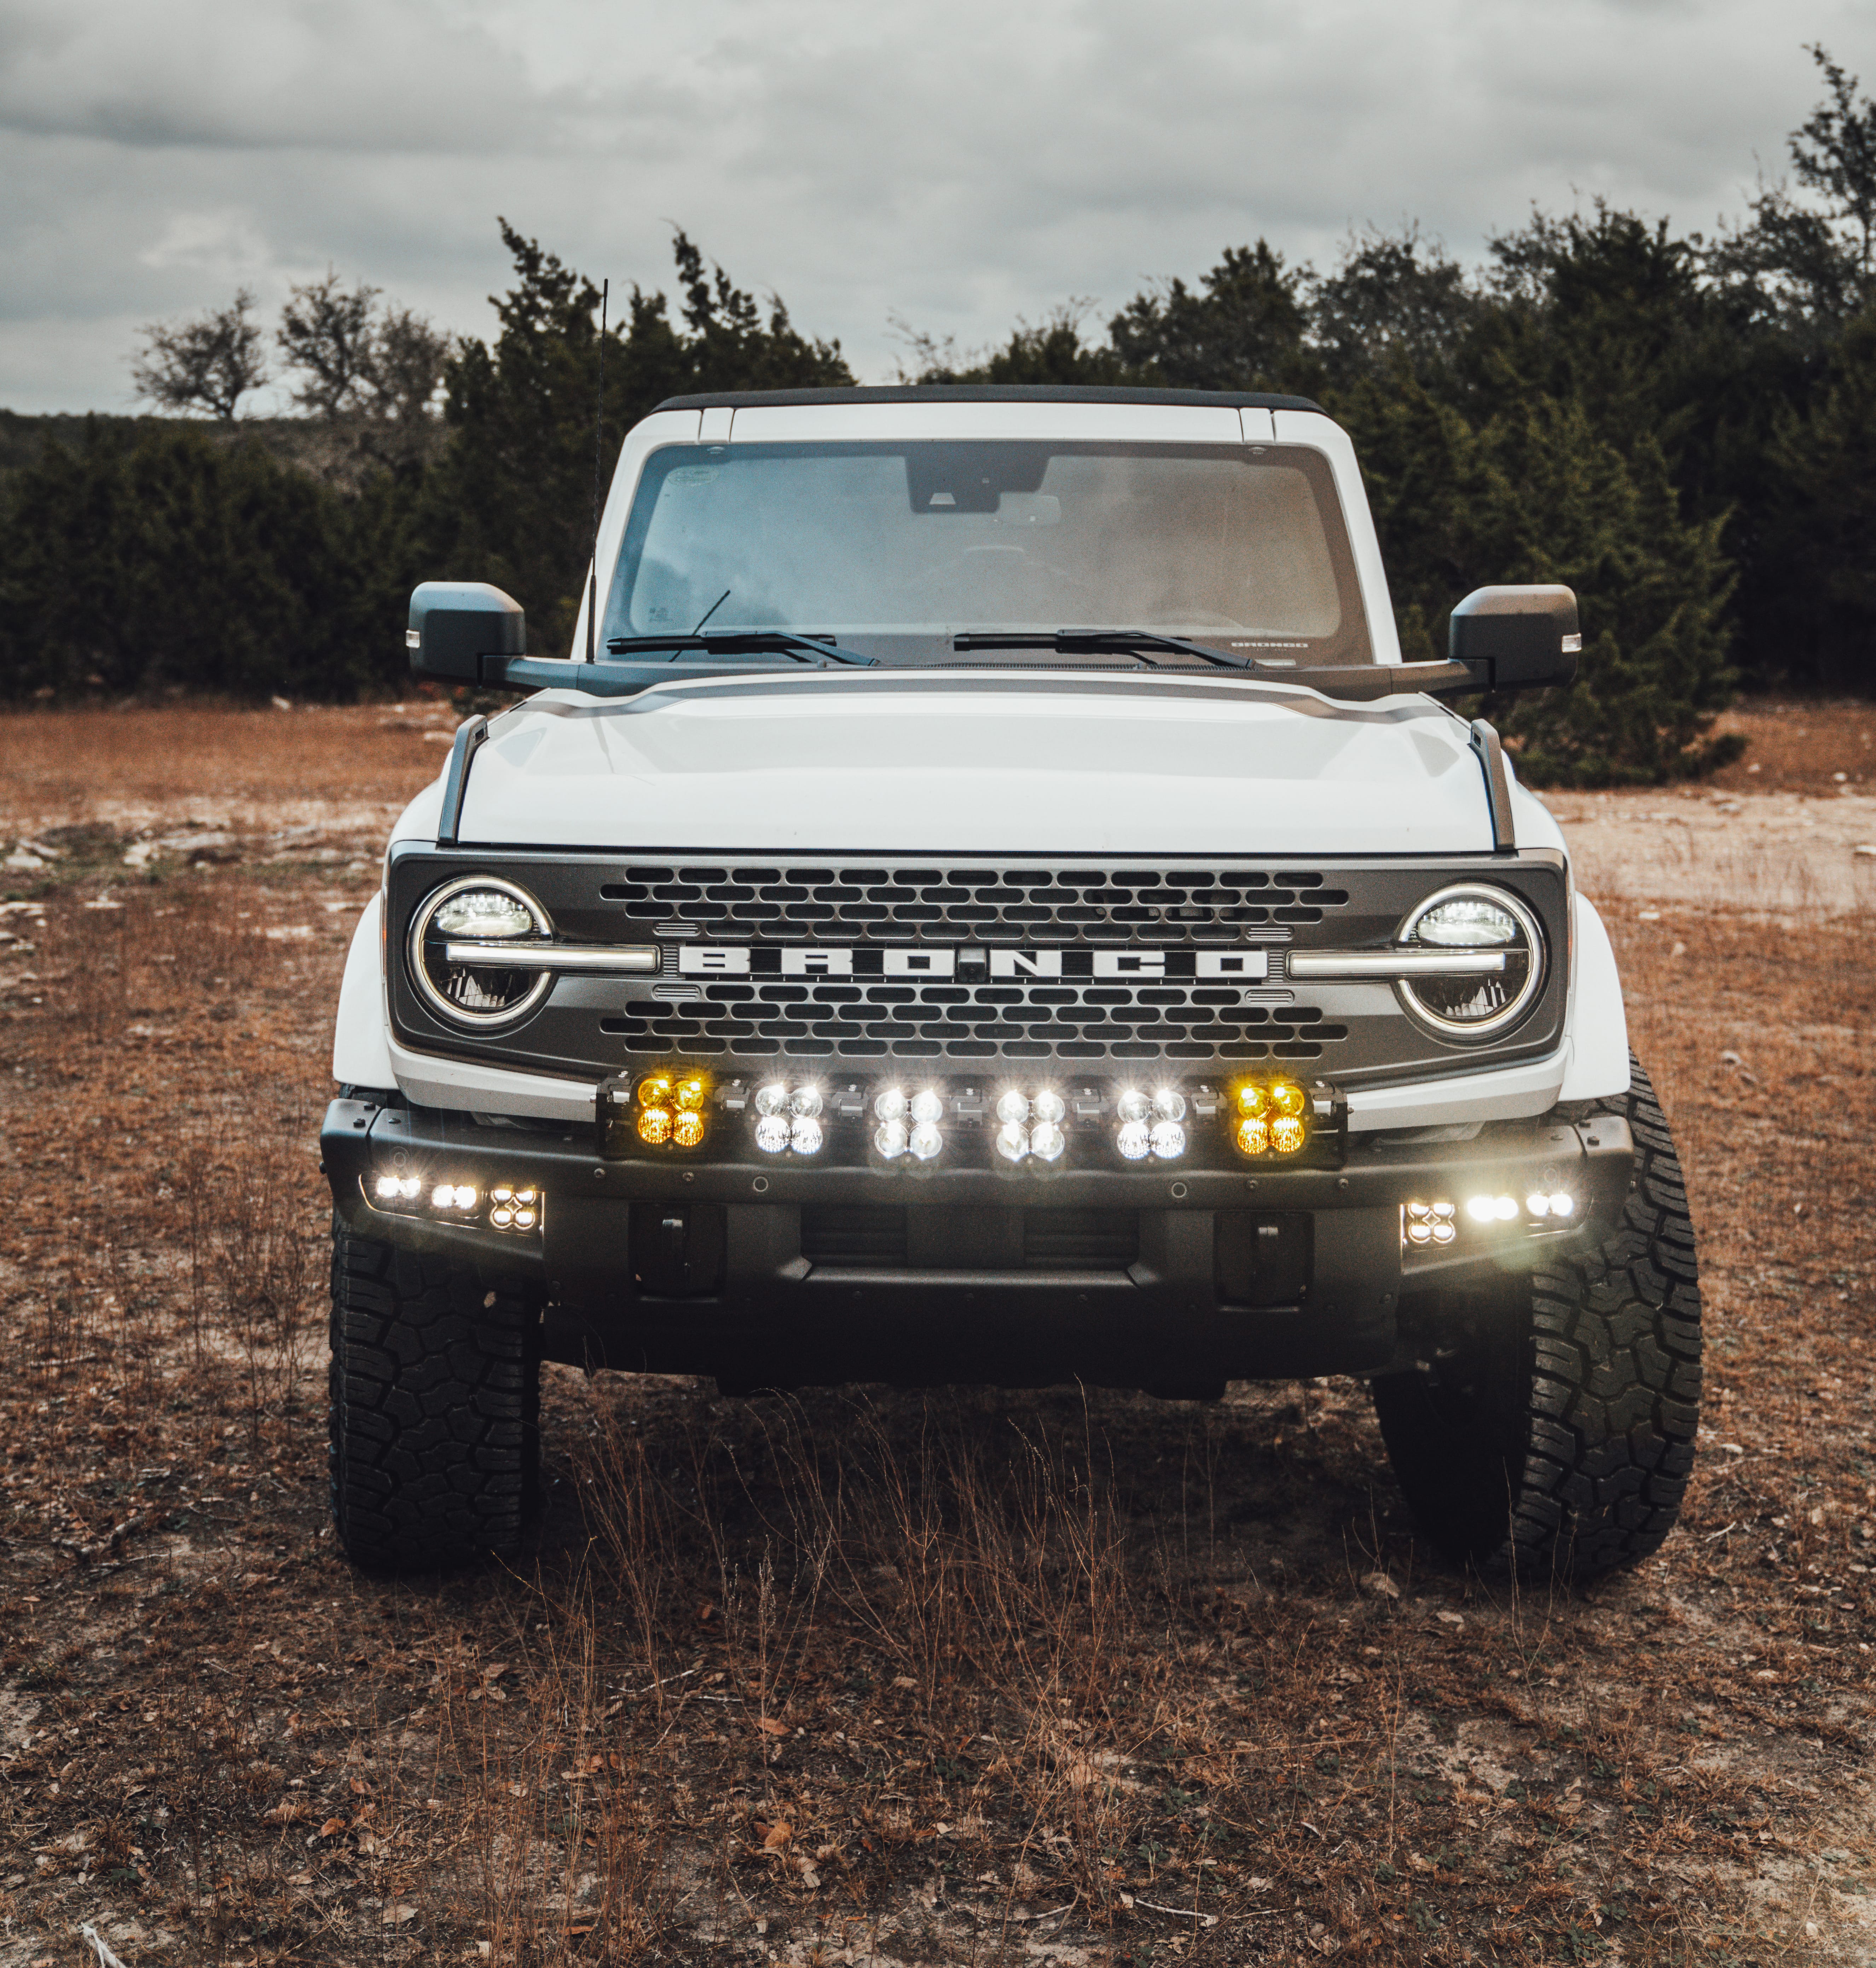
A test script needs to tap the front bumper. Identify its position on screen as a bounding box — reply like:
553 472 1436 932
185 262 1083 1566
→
322 1095 1633 1388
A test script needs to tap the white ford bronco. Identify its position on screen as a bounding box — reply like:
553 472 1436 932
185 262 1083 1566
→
322 385 1702 1580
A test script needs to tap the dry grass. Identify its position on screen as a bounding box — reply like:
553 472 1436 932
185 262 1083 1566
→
0 709 1871 1967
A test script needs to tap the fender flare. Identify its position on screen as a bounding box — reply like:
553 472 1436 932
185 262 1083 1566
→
331 891 397 1089
1559 890 1629 1101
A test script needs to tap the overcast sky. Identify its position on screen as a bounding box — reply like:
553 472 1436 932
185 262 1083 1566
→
4 0 1874 414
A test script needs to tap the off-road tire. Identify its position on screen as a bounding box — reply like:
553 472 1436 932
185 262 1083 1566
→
328 1221 541 1572
1371 1052 1701 1582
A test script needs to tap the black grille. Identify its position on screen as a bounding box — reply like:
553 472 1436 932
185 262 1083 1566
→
597 861 1350 1066
798 1205 1139 1272
601 864 1346 939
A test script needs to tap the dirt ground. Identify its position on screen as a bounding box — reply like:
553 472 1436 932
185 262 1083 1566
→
0 700 1872 1967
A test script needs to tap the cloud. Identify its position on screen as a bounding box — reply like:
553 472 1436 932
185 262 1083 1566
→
1 0 1872 409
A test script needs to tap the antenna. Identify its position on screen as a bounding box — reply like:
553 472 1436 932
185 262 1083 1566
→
586 278 609 663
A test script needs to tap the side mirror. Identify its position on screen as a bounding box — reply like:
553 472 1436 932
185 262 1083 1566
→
407 581 526 681
1449 585 1580 691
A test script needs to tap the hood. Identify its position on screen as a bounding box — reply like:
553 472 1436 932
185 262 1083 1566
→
429 674 1507 857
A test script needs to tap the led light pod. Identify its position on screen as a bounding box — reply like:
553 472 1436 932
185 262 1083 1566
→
790 1116 824 1155
753 1082 791 1117
1151 1088 1187 1123
996 1089 1031 1126
874 1086 908 1122
1269 1080 1307 1118
1236 1116 1269 1156
910 1088 945 1125
1269 1115 1306 1155
1116 1088 1151 1125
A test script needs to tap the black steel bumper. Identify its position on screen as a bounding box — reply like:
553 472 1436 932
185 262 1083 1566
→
322 1094 1633 1389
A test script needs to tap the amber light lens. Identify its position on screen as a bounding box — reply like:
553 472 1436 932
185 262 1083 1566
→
1236 1116 1270 1156
675 1076 708 1111
672 1109 705 1149
1269 1080 1306 1118
1270 1114 1306 1154
1235 1083 1268 1118
637 1107 672 1146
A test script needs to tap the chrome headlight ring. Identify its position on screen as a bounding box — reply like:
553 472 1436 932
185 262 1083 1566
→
407 874 555 1030
1392 882 1546 1042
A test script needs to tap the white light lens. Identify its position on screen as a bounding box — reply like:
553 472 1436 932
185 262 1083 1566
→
754 1082 790 1116
1432 1201 1454 1219
1550 1192 1574 1217
1031 1089 1066 1125
513 1207 537 1229
995 1121 1028 1163
790 1116 823 1155
1150 1119 1187 1160
399 1175 420 1200
754 1114 790 1154
874 1086 908 1122
1527 1193 1552 1218
375 1175 400 1201
1116 1119 1151 1160
910 1089 945 1125
875 1118 909 1159
1415 896 1520 947
790 1086 823 1119
1465 1196 1496 1223
1432 1222 1455 1244
1495 1195 1519 1221
1151 1088 1187 1123
1408 1223 1431 1245
995 1090 1031 1125
453 1185 477 1211
492 1186 513 1202
1029 1121 1065 1163
1116 1088 1150 1125
431 1183 454 1209
490 1207 513 1228
909 1120 943 1161
433 889 535 939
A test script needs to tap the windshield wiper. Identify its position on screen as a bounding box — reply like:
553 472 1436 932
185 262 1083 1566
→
605 630 876 667
950 629 1492 700
951 629 1260 670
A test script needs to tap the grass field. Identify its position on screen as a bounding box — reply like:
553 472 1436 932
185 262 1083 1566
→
0 702 1871 1967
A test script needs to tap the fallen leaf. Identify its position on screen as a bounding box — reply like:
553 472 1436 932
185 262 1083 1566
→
762 1820 793 1850
262 1799 308 1824
381 1903 417 1926
757 1716 790 1737
892 1675 918 1690
350 1776 372 1795
317 1817 348 1839
1361 1570 1401 1601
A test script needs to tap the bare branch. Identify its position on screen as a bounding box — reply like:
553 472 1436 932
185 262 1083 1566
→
129 288 270 420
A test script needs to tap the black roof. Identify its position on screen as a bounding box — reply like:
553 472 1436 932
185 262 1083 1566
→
654 384 1324 414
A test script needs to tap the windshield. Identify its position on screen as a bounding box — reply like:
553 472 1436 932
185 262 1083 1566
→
601 440 1374 666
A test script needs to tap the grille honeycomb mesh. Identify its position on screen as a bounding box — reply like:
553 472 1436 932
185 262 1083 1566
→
597 862 1352 1065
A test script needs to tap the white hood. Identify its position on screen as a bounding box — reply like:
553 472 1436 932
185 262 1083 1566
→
420 675 1518 858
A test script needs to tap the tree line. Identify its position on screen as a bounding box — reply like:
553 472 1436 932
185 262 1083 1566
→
3 48 1875 782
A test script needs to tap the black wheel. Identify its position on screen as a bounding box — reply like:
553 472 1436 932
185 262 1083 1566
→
328 1220 541 1572
1372 1053 1702 1582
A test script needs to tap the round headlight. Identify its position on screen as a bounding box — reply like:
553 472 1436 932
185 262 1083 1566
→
408 876 553 1029
1395 885 1544 1041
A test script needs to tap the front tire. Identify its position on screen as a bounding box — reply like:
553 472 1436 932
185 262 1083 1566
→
1372 1053 1702 1581
328 1222 541 1572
